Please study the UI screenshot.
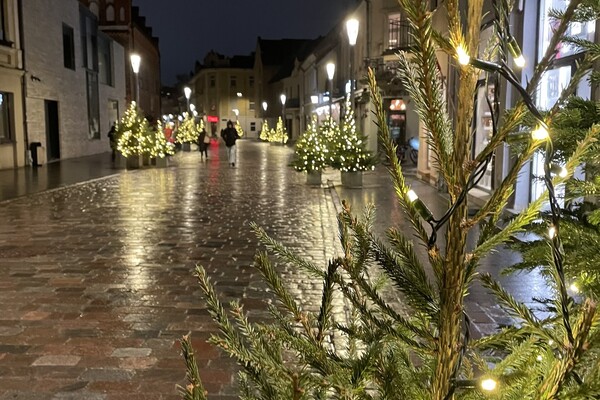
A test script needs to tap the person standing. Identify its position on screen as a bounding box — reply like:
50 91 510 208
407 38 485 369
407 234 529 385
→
107 122 117 162
221 120 239 167
198 128 209 160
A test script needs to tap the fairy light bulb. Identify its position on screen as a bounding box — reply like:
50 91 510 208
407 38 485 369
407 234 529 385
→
456 44 470 65
548 226 556 239
480 378 497 392
569 282 580 294
514 54 526 68
531 125 549 141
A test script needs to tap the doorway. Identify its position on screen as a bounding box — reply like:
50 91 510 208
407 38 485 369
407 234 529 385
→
45 100 60 161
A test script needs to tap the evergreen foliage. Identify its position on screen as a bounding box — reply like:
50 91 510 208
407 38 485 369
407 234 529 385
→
116 101 150 157
291 116 328 173
152 120 176 158
259 120 271 141
177 113 200 144
269 117 288 144
235 120 245 137
180 1 600 399
328 95 375 172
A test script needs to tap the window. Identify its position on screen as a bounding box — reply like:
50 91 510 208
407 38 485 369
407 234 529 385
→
210 75 215 87
387 13 411 49
86 71 100 139
89 1 99 17
0 0 8 44
63 24 75 70
249 101 255 110
230 75 237 87
119 7 125 22
80 8 98 70
106 5 115 22
249 76 254 87
98 33 113 85
539 0 595 61
0 91 12 143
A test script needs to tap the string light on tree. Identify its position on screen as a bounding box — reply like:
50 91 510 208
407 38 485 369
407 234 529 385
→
291 116 328 173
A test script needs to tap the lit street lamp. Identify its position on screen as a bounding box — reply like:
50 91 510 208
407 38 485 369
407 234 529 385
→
184 86 191 112
346 18 359 114
130 54 141 106
262 101 268 120
280 93 286 120
326 62 335 116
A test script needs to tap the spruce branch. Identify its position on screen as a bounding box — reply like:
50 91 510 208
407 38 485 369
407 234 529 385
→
178 333 208 400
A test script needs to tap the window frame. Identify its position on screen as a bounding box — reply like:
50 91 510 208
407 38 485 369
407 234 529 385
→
0 91 13 144
63 23 76 70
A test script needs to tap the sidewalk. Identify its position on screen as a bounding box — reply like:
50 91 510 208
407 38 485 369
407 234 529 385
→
0 152 119 203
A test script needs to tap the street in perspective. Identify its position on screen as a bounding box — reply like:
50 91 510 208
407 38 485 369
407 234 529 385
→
0 142 547 399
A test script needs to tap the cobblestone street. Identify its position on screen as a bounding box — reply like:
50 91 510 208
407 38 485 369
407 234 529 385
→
0 141 548 399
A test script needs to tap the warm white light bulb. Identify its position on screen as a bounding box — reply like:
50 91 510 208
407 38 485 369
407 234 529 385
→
456 45 470 66
559 167 568 178
406 189 419 203
531 126 549 141
514 55 526 68
570 283 580 294
480 378 497 392
536 355 543 361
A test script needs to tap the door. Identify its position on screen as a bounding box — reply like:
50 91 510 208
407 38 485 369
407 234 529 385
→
45 100 60 161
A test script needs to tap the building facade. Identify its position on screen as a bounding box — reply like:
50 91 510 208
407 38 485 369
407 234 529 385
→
81 0 161 120
0 0 25 169
189 51 260 138
21 0 126 165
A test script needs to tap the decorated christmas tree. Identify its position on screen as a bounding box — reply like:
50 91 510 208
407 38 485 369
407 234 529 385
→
234 120 244 137
181 1 600 399
291 116 328 173
176 113 199 145
270 116 288 144
152 120 175 159
116 101 150 157
328 95 375 172
259 120 270 141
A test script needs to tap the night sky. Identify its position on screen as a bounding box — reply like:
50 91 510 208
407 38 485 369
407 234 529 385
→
132 0 353 86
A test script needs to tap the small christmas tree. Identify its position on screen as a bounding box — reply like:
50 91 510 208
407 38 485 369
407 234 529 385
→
152 120 175 158
116 102 150 157
291 116 328 173
270 117 288 144
259 120 270 141
176 113 200 145
328 95 375 172
235 120 244 137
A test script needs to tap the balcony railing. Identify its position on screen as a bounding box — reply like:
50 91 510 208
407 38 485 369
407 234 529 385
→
387 20 413 52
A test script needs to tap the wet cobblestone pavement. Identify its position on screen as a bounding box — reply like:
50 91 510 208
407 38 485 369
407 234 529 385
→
0 141 548 399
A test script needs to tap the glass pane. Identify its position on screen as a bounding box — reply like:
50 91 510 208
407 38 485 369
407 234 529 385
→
0 92 10 141
537 65 571 110
539 0 594 60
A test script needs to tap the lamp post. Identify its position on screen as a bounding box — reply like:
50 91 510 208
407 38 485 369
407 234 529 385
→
346 18 359 114
130 54 141 106
326 62 335 117
184 86 191 112
280 93 286 121
262 101 268 120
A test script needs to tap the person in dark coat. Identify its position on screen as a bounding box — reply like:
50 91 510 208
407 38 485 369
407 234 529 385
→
220 120 239 167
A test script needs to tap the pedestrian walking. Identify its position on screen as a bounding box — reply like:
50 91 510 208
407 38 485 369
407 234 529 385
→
198 128 209 160
107 122 117 162
221 120 239 167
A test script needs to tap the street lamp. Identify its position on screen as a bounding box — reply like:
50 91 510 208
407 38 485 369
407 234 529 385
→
326 62 335 117
280 93 286 120
346 18 359 113
184 86 192 112
262 101 268 120
130 54 141 106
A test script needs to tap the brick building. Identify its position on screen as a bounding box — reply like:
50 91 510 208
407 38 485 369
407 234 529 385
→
81 0 161 120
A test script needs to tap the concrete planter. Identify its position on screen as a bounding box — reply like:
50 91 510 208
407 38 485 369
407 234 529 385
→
182 143 191 152
126 155 141 170
306 171 322 186
154 157 169 168
115 154 127 169
142 154 151 166
341 171 363 188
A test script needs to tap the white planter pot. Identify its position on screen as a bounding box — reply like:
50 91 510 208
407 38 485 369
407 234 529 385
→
126 155 141 170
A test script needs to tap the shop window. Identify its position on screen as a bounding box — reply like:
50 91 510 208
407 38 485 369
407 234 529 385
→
539 0 594 60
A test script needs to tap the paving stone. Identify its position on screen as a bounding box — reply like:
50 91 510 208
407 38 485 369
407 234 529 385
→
110 348 152 358
32 355 81 366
